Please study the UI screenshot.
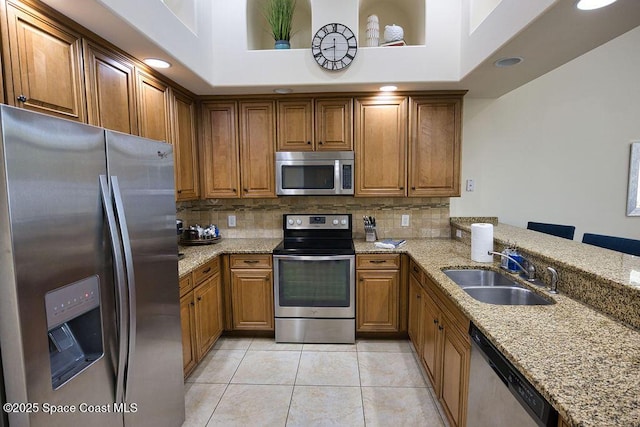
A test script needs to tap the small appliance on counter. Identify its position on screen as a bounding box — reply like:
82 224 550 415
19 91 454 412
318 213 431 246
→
180 224 221 245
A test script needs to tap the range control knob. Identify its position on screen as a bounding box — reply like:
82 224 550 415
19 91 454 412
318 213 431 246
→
288 219 294 225
333 219 339 225
296 219 303 225
341 219 347 225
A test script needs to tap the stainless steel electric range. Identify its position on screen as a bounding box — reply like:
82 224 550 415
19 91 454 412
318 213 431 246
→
272 214 355 343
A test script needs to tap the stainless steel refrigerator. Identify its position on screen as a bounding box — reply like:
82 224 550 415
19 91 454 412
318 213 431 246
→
0 105 185 427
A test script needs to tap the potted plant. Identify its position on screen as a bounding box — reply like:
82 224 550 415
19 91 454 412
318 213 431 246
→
264 0 296 49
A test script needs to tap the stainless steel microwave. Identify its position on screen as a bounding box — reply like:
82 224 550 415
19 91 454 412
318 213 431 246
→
276 151 354 196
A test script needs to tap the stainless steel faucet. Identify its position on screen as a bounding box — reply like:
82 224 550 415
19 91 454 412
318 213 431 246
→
487 251 536 281
547 267 559 294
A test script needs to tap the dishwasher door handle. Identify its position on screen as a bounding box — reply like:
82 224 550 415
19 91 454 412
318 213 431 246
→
488 360 509 386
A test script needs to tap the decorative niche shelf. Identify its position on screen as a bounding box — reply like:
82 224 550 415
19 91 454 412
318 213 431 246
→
358 0 425 47
246 0 312 50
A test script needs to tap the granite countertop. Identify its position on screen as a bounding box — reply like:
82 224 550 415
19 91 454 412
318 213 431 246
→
179 237 640 426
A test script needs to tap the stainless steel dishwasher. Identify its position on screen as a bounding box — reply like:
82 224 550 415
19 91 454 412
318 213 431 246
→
467 323 558 427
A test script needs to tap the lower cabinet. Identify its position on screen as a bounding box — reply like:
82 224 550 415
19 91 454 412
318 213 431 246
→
410 259 470 427
179 257 223 378
356 254 401 332
229 254 274 331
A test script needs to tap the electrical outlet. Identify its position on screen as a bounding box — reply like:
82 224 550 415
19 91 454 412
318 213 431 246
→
456 229 462 238
466 179 475 192
401 214 410 227
228 215 236 227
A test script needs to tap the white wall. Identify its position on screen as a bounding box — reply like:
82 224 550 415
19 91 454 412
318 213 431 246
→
451 26 640 240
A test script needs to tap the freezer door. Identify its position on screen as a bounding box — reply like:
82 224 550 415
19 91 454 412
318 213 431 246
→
105 131 184 427
0 105 122 426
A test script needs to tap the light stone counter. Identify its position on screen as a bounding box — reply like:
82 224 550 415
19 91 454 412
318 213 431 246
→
179 236 640 426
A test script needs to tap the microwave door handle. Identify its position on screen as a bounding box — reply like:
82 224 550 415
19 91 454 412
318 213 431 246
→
335 160 341 192
111 176 137 403
99 175 128 406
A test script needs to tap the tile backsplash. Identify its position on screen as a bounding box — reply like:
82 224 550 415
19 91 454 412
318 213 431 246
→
177 197 450 239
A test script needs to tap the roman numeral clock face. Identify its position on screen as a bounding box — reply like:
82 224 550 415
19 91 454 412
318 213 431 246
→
312 23 357 71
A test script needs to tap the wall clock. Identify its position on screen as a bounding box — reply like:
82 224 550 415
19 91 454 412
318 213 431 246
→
311 23 357 71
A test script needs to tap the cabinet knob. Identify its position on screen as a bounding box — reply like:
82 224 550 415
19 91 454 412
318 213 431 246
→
243 188 248 193
307 141 312 145
17 95 27 102
411 187 416 190
197 296 202 301
177 190 183 194
190 302 195 306
399 186 404 190
438 325 444 331
416 294 421 299
319 141 324 145
433 319 438 324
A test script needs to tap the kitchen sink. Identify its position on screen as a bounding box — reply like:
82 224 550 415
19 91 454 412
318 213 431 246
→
442 269 554 306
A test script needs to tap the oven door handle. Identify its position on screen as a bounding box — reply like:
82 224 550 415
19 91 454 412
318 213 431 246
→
273 254 355 262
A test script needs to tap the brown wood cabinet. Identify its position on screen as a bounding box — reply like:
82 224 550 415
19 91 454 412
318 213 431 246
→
171 89 199 200
408 96 462 197
354 96 407 196
200 101 241 198
356 254 401 332
408 260 424 352
239 101 276 198
419 273 470 427
229 254 274 330
83 40 138 134
136 70 171 142
179 257 223 378
3 0 86 121
276 97 352 151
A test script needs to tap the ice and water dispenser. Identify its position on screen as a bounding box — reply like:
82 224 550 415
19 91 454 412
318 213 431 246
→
45 276 104 389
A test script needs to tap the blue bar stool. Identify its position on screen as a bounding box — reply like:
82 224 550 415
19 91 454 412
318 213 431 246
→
582 233 640 256
527 222 575 240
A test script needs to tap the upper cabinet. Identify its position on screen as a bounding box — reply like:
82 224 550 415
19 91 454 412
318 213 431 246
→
239 101 276 198
277 97 352 151
355 96 408 197
136 70 171 143
83 40 138 134
171 90 200 201
3 1 86 121
408 95 462 197
200 101 241 199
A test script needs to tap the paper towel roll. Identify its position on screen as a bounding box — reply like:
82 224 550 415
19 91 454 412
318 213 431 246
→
471 223 494 262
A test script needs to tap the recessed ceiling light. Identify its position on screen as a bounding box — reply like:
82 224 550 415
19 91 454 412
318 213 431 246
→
144 58 171 68
273 88 293 94
494 57 523 68
576 0 618 10
380 85 398 92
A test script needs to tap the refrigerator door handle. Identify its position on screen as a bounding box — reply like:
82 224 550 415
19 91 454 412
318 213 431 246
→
110 176 137 403
99 175 128 406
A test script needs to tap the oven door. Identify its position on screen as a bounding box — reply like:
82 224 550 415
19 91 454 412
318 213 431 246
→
273 255 355 318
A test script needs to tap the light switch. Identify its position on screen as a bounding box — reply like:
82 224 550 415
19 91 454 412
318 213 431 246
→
401 214 410 227
228 215 236 227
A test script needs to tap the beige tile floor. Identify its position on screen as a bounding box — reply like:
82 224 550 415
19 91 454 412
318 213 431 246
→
183 337 449 427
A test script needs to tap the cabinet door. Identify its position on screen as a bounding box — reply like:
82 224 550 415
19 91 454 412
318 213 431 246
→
193 272 223 359
356 269 399 332
439 315 470 427
277 99 313 151
5 2 86 121
180 292 197 377
230 269 274 330
136 70 171 142
239 101 276 198
355 96 407 196
408 96 462 197
315 98 353 151
83 40 137 134
201 102 241 198
421 290 441 389
171 90 199 200
408 274 423 351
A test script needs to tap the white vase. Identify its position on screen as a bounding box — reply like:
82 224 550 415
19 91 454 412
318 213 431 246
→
366 14 379 47
384 24 404 43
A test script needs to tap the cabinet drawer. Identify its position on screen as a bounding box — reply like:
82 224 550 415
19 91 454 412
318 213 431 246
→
193 257 220 284
356 254 401 270
179 273 193 297
230 254 272 269
409 258 423 281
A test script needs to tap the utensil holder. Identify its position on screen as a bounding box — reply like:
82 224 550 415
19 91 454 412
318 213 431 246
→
365 227 377 242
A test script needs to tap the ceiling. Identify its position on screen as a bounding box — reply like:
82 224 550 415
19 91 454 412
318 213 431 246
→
40 0 640 98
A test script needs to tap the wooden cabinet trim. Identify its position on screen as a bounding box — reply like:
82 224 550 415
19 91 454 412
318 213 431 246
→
193 257 220 285
229 253 272 269
179 273 194 297
356 253 401 269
